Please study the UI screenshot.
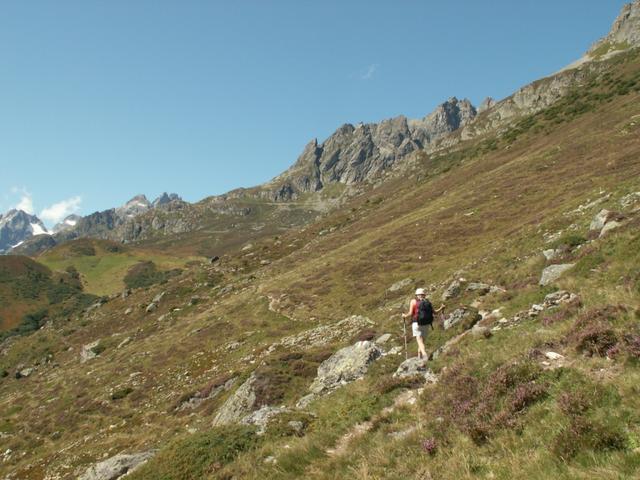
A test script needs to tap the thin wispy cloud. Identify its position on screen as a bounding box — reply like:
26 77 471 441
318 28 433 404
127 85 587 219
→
361 63 379 80
40 196 82 224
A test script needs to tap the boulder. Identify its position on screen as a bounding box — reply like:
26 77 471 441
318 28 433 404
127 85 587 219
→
542 249 560 261
620 192 640 208
388 278 413 292
471 324 492 338
152 291 166 304
15 367 34 379
288 420 305 435
240 406 289 434
375 333 392 345
309 341 382 395
393 357 438 383
177 377 237 412
599 220 622 237
442 279 464 301
466 282 491 295
590 209 611 231
78 451 155 480
145 302 157 313
212 373 258 426
443 308 480 331
545 351 564 361
539 264 575 286
543 290 579 307
81 341 101 363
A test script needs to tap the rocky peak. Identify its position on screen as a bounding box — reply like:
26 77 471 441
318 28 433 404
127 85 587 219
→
409 97 477 144
116 195 151 219
596 0 640 50
269 97 477 200
584 0 640 60
0 209 49 253
52 214 82 234
152 192 182 208
478 97 496 114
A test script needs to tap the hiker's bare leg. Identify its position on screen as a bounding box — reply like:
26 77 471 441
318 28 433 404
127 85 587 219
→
416 335 427 358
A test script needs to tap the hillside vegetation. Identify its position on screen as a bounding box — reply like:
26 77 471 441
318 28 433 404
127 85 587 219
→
1 48 640 480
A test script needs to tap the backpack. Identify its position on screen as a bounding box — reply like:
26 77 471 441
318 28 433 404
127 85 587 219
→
416 299 434 327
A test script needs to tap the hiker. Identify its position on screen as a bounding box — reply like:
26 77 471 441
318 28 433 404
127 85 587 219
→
402 288 445 359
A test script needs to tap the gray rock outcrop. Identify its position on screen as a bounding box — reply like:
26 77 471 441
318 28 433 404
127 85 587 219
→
212 372 259 426
309 341 382 395
267 98 476 200
442 278 464 301
80 340 101 363
443 308 480 331
393 357 438 383
600 220 623 237
588 0 640 55
240 406 289 434
590 209 612 231
78 451 155 480
388 278 413 292
466 282 491 295
539 264 575 286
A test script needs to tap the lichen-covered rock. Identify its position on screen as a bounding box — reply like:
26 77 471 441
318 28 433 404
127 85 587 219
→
78 451 155 480
542 249 561 261
590 209 612 231
81 340 101 363
443 308 480 331
309 341 382 395
212 373 258 426
240 406 289 434
600 220 623 237
393 357 437 383
543 290 579 307
388 278 413 292
539 264 575 286
466 282 491 295
442 279 464 301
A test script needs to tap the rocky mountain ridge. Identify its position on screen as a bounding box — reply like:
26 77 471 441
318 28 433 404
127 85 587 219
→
0 209 49 253
9 1 640 254
266 98 477 201
7 192 185 254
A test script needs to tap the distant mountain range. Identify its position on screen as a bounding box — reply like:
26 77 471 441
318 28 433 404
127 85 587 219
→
4 0 640 256
0 192 183 254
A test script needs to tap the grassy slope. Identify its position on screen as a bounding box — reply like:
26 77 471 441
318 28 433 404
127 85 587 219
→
0 52 639 479
0 256 53 331
36 238 200 296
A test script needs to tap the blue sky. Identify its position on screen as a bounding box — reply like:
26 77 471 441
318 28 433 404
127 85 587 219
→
0 0 628 227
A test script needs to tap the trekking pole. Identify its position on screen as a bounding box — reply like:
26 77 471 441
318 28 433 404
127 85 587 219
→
401 315 408 360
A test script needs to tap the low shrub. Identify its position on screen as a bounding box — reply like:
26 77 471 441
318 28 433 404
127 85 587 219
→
553 416 627 460
124 261 182 289
567 306 624 357
374 374 424 395
425 360 548 445
110 387 133 401
126 425 259 480
253 349 332 407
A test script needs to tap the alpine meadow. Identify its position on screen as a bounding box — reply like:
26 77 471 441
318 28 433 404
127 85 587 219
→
2 2 640 479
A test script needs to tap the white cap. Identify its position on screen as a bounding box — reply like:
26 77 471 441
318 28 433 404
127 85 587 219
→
415 288 426 296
